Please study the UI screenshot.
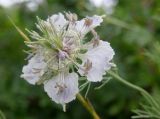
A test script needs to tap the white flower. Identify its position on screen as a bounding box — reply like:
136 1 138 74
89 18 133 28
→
21 12 115 109
44 72 79 104
21 54 46 85
78 40 115 82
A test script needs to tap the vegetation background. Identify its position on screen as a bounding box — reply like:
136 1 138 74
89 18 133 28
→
0 0 160 119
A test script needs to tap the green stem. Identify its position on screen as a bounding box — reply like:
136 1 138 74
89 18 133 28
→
77 93 101 119
108 71 159 109
0 110 6 119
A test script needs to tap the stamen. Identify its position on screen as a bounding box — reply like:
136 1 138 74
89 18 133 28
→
54 71 67 95
91 29 100 47
83 59 92 75
55 83 67 95
65 12 78 23
84 18 93 27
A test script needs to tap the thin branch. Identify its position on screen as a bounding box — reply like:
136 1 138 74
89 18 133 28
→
108 71 160 110
0 110 6 119
77 93 101 119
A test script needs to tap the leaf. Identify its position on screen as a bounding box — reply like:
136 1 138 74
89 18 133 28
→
7 16 31 42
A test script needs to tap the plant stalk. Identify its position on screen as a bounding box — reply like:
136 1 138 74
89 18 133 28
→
108 71 159 109
77 93 101 119
0 110 6 119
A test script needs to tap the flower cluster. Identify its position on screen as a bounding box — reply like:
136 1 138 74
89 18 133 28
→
21 12 115 110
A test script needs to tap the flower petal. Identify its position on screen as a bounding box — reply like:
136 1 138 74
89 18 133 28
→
74 15 103 37
78 40 115 82
48 13 68 32
44 72 79 104
21 54 46 85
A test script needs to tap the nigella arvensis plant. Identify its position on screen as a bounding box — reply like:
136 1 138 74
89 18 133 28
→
20 12 115 111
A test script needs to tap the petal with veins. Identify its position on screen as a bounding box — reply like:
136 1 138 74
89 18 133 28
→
74 15 103 37
78 40 115 82
44 72 79 104
21 54 46 85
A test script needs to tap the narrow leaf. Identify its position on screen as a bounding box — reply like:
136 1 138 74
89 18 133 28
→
7 16 31 42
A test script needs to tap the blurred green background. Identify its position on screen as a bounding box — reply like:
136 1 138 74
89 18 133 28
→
0 0 160 119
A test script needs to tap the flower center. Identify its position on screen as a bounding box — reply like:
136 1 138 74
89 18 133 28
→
58 50 68 60
55 83 67 95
